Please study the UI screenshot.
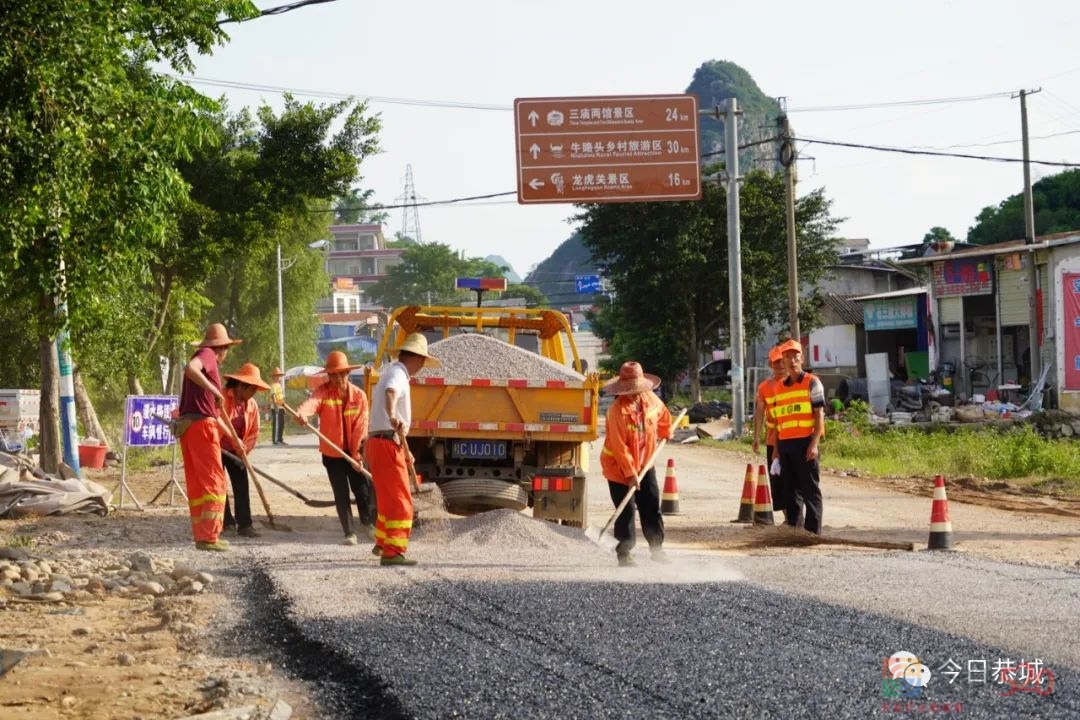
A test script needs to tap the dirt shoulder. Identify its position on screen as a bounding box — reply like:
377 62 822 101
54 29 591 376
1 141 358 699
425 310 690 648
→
1 465 320 720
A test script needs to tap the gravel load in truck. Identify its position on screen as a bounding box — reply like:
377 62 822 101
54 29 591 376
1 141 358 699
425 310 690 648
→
417 333 585 383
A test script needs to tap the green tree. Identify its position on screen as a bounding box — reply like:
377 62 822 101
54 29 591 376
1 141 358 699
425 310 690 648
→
578 169 840 398
967 169 1080 245
334 187 389 225
503 284 549 308
367 243 471 307
0 0 258 470
922 226 958 245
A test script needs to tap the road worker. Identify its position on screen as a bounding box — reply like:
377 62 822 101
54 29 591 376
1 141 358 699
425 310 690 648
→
752 345 789 521
220 363 270 538
366 333 440 566
295 351 374 545
773 339 827 534
177 323 241 552
269 367 287 445
600 361 673 567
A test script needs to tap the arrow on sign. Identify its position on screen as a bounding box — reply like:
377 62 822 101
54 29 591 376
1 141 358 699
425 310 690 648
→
528 110 539 127
529 143 541 160
528 178 545 190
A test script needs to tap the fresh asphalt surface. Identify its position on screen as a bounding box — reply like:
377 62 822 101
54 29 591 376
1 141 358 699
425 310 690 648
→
236 523 1079 719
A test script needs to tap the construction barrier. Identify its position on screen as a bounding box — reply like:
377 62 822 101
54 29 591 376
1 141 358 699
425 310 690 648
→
928 474 953 550
753 464 774 525
660 458 681 515
732 463 756 523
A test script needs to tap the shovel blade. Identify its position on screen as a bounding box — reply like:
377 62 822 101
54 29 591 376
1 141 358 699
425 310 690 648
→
584 525 618 550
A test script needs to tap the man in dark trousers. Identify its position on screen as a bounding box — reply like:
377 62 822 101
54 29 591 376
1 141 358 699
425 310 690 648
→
773 339 826 534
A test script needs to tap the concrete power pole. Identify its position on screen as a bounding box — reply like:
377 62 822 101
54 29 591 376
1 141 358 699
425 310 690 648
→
1017 88 1042 381
724 99 746 437
778 110 800 341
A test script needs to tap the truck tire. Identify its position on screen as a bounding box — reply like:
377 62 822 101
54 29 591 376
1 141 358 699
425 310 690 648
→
439 478 528 515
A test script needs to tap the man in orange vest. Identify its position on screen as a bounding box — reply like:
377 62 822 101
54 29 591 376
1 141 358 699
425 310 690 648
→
295 351 373 545
751 345 788 520
773 339 826 534
600 361 673 567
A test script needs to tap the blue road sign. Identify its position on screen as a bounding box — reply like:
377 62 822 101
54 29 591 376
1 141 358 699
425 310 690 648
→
575 274 602 294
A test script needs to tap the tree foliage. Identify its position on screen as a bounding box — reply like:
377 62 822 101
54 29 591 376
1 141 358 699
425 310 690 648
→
967 169 1080 245
578 169 840 391
922 226 957 245
365 243 531 308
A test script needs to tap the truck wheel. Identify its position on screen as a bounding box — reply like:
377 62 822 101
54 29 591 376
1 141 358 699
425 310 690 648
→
439 478 528 515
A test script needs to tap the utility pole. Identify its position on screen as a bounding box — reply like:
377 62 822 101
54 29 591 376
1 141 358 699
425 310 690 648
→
777 106 800 340
723 98 746 437
1017 88 1042 383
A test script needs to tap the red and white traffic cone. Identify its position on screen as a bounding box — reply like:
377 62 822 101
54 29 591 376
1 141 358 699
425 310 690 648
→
753 465 775 526
928 475 953 550
660 458 681 515
732 463 756 523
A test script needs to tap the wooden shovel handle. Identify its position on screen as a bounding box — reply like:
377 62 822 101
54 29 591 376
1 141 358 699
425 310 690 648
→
218 411 276 527
282 402 373 480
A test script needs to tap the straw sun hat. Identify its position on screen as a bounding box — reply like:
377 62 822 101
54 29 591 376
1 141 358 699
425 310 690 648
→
603 361 660 396
192 323 243 348
391 333 442 368
223 363 270 390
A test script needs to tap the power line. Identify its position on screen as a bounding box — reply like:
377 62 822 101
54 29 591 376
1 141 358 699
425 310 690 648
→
218 0 339 24
915 128 1080 151
799 136 1080 167
166 74 511 111
786 90 1014 113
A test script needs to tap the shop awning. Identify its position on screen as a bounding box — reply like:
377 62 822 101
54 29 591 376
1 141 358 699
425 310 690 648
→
851 288 928 302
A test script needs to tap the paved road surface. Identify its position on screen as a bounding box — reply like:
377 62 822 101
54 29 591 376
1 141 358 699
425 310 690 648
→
228 437 1079 718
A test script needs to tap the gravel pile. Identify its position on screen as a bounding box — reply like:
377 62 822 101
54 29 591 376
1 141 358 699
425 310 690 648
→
420 508 591 553
0 547 215 602
417 333 584 383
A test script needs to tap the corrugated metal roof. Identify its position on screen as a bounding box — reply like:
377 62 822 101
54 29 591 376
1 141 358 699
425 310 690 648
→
819 293 864 326
852 288 928 301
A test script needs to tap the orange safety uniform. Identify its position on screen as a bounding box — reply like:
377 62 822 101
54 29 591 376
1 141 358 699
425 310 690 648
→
296 381 368 459
220 388 259 455
177 346 227 544
601 391 673 485
774 372 824 441
756 377 780 447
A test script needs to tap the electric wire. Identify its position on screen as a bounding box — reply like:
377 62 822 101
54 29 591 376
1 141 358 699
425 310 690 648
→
218 0 339 25
798 136 1080 167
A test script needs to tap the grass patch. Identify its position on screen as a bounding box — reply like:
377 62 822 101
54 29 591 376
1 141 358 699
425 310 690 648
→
710 400 1080 497
3 534 36 549
122 446 176 472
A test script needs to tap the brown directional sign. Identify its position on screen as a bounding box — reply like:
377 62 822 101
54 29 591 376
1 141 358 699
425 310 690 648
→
514 94 701 204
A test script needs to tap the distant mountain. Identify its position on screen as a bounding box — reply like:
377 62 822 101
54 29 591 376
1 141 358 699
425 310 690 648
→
689 60 784 173
524 231 601 308
485 255 521 283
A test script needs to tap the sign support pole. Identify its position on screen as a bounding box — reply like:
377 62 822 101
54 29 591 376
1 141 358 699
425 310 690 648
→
723 98 746 437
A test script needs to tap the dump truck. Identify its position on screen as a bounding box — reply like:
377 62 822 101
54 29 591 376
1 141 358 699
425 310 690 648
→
363 305 600 526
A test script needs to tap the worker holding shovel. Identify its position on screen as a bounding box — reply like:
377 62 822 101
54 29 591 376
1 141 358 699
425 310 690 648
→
177 323 242 552
366 333 440 566
294 351 374 546
600 361 673 567
219 363 271 538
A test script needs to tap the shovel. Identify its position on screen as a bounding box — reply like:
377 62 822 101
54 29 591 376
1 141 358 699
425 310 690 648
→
585 408 687 548
222 450 336 508
283 403 373 480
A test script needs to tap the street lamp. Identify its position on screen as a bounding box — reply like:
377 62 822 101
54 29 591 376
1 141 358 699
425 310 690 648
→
277 239 330 374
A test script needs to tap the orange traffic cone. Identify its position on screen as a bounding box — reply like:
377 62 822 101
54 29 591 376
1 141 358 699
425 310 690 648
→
660 458 681 515
753 465 774 525
928 475 953 550
732 464 756 523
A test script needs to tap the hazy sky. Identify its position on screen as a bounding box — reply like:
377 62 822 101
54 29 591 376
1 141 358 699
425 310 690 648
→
188 0 1080 277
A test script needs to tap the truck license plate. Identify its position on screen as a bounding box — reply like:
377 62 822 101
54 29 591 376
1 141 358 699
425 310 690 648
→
450 440 508 460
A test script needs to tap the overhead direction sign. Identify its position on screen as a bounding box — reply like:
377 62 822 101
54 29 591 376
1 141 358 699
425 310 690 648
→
575 275 602 294
514 94 701 204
